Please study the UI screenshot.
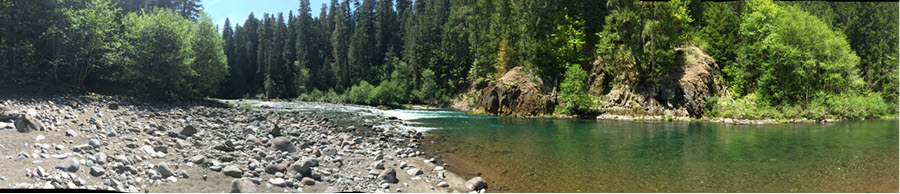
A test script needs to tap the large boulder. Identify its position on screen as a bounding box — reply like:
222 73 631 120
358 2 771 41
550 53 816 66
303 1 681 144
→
14 114 45 133
472 67 555 116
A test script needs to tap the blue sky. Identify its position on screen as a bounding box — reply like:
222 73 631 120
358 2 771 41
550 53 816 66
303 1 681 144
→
202 0 331 30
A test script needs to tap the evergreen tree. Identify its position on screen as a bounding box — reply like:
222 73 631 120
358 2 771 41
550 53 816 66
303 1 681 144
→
331 0 352 89
349 0 377 84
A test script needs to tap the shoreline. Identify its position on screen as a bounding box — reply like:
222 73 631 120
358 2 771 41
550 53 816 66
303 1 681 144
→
0 94 472 192
242 97 899 125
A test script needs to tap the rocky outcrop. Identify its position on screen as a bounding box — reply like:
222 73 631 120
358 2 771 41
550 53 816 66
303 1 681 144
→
472 67 555 116
593 46 727 118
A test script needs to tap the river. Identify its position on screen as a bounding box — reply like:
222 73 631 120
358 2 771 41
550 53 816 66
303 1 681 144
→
229 100 899 192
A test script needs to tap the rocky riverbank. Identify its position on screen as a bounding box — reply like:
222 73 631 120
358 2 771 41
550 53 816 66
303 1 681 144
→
0 95 486 193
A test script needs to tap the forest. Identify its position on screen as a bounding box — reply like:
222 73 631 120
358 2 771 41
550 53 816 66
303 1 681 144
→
1 0 897 119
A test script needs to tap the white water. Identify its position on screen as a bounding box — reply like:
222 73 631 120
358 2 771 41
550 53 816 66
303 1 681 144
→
216 99 489 132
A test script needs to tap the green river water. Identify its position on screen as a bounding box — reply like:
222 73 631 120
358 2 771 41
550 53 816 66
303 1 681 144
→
231 101 898 192
401 110 898 192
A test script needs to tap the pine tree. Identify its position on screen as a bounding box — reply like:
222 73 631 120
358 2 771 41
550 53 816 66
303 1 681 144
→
349 0 377 84
331 0 352 89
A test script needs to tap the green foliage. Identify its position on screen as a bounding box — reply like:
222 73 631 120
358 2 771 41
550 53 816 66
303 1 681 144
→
369 80 403 105
493 38 516 78
344 80 376 105
556 63 591 115
699 1 741 81
121 8 196 97
708 92 890 120
415 68 439 103
733 1 861 106
595 0 693 79
62 0 121 87
120 8 227 98
189 12 229 96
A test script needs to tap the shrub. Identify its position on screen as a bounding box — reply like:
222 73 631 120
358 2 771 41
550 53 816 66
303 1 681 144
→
369 80 403 105
344 81 375 105
556 63 592 115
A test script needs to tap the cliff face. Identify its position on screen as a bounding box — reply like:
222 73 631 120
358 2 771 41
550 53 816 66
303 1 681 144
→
458 46 726 118
592 46 727 118
469 67 556 116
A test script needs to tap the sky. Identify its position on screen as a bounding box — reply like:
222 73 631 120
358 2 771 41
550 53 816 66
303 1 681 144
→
202 0 331 30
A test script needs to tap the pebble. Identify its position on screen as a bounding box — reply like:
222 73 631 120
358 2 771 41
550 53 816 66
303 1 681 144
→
35 135 45 141
66 129 77 137
437 181 449 187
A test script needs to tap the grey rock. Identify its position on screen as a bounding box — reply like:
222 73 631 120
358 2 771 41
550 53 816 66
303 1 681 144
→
189 155 205 164
223 165 242 178
157 163 175 178
55 158 81 172
94 152 107 164
66 129 78 137
89 166 105 177
373 161 384 170
173 125 198 137
269 124 282 137
89 139 101 148
152 146 168 153
231 179 256 193
437 181 449 187
406 168 422 176
15 114 44 133
108 102 119 110
300 177 315 186
292 158 318 174
269 178 286 187
264 163 287 174
466 177 487 191
272 137 296 153
377 168 398 183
